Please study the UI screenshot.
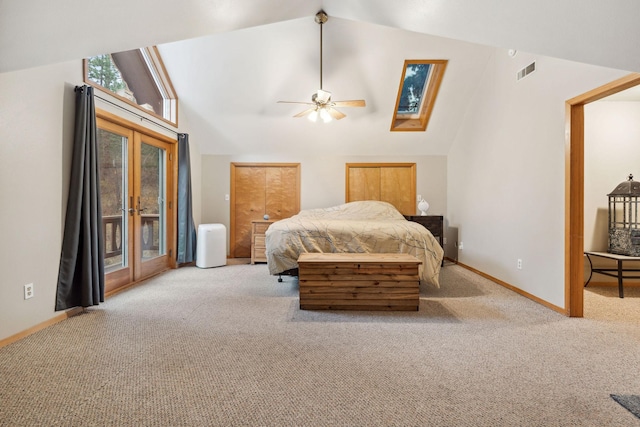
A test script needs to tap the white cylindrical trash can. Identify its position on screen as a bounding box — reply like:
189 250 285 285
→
196 224 227 268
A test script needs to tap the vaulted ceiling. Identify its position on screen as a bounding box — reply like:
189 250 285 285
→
2 0 638 155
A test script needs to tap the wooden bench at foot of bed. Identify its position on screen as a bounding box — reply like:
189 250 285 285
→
297 253 421 311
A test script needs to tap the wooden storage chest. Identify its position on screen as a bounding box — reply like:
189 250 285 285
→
297 253 421 311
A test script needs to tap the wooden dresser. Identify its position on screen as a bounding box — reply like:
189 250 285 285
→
251 220 274 264
404 215 444 248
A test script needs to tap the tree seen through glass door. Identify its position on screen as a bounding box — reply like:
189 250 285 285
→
98 128 128 272
139 142 165 260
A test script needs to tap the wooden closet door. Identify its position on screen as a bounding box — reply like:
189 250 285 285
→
231 163 300 258
381 166 414 215
345 163 416 215
266 166 300 220
347 167 381 201
232 166 266 257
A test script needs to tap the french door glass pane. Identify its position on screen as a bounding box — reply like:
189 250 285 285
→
140 142 166 260
97 128 129 272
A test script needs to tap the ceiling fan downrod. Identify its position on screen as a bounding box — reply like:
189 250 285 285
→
316 11 328 91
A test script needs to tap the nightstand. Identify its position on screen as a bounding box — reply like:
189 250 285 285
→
251 220 274 264
404 215 444 248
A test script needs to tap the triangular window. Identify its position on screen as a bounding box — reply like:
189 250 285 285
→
84 47 178 126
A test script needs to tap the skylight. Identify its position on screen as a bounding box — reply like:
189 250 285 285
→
391 59 447 132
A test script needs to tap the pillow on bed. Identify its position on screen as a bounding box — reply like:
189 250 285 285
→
294 200 406 221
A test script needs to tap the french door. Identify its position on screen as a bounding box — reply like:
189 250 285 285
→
97 113 176 293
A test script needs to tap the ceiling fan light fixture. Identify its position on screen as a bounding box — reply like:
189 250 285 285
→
308 109 319 122
320 107 332 123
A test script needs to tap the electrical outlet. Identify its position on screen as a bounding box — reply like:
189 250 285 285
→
24 283 34 300
443 237 447 244
224 194 230 201
517 259 523 270
458 241 464 250
417 194 422 202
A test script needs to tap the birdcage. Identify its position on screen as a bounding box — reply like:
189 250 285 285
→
608 174 640 256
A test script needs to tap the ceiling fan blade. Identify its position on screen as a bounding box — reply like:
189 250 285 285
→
327 108 346 120
278 101 315 105
293 107 317 118
332 100 366 108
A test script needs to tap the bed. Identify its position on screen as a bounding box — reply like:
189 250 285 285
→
265 201 444 287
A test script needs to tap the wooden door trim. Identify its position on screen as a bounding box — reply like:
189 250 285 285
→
345 163 417 167
96 109 177 293
134 133 177 280
97 109 177 144
97 117 135 292
565 73 640 317
230 162 301 258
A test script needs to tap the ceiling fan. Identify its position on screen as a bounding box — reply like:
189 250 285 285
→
277 11 366 122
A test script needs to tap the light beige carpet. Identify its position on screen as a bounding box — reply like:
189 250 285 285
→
584 282 640 324
1 262 639 426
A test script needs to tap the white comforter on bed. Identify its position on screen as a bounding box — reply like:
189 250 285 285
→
265 201 444 287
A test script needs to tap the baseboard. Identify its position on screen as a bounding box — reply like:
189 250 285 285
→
0 307 84 349
453 260 567 316
226 257 251 265
586 281 640 288
105 268 171 298
3 267 176 348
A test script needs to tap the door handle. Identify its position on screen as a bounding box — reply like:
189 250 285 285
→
123 196 134 216
137 196 145 215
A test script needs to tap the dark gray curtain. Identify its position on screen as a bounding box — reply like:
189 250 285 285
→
55 85 105 311
177 133 197 264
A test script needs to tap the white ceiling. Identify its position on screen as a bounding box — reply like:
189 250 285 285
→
2 0 639 155
3 0 640 74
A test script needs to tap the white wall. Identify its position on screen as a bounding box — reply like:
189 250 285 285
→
200 154 447 253
0 62 197 342
584 101 640 252
0 61 79 340
447 50 628 308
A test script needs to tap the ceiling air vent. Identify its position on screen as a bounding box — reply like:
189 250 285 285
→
517 61 536 81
